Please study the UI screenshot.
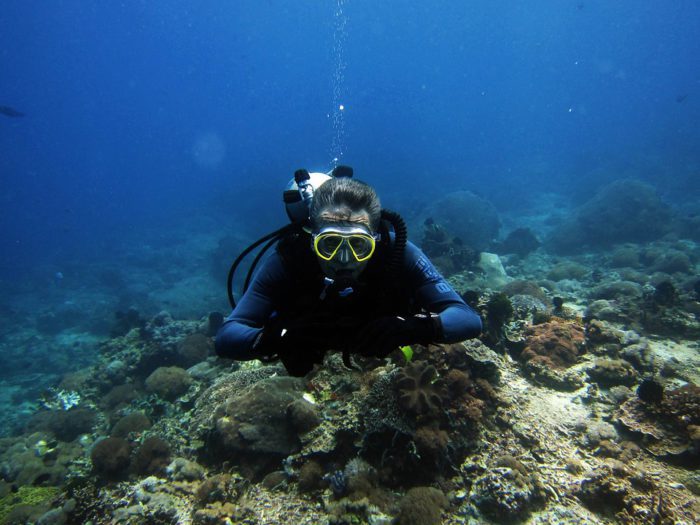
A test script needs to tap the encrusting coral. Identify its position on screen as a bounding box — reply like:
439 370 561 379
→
516 319 586 390
617 383 700 462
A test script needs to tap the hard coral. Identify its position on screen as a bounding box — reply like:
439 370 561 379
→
395 362 446 419
521 320 584 369
396 486 448 525
91 437 131 479
587 359 638 388
145 366 192 401
0 485 60 524
519 320 585 390
177 333 211 367
502 279 548 302
495 227 540 257
206 376 307 479
470 466 544 522
575 463 697 524
26 407 96 443
133 436 171 476
196 473 246 506
548 179 672 253
617 383 700 462
419 190 501 251
111 412 151 438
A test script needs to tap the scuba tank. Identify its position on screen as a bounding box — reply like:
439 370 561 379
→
226 165 407 309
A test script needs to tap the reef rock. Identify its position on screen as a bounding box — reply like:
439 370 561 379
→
206 376 311 478
470 466 544 522
616 383 700 462
419 190 500 251
519 320 586 391
587 359 638 388
477 252 509 288
548 179 672 253
493 227 540 257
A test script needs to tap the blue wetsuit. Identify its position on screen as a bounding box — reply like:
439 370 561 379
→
216 235 482 361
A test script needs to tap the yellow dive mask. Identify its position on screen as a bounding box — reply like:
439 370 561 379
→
312 226 378 262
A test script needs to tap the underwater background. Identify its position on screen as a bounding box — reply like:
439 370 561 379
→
1 1 699 524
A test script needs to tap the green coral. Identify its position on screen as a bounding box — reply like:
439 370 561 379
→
0 485 60 523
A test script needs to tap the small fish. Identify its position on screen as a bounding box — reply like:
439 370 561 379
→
675 94 688 103
0 105 25 118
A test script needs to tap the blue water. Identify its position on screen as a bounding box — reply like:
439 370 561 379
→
1 1 699 428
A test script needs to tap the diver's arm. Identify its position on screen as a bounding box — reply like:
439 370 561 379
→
214 251 288 360
404 242 482 342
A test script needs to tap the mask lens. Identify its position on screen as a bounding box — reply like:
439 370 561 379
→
348 236 373 260
315 234 344 260
313 231 376 262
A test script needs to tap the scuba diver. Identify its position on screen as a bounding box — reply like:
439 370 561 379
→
215 166 482 376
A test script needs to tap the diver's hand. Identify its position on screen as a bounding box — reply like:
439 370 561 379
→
253 315 345 376
354 315 438 358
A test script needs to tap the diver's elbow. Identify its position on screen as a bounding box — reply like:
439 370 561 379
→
215 324 237 359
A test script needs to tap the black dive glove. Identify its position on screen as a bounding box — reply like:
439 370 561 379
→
353 314 441 358
253 315 357 376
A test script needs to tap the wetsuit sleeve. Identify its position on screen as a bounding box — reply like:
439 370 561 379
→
403 241 482 342
215 251 288 360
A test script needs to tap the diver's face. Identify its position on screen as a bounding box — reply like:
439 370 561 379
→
313 208 374 280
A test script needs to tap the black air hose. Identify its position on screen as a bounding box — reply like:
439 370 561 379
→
380 209 407 273
227 223 299 309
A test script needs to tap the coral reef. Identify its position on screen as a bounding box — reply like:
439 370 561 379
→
575 462 698 524
4 261 700 524
418 190 501 251
547 261 589 281
395 361 445 419
204 375 310 478
396 486 448 525
91 437 132 479
617 383 700 463
470 465 545 521
133 436 172 476
145 366 193 401
517 320 586 390
548 179 673 253
420 218 478 276
25 407 97 442
111 412 152 438
0 485 60 524
587 358 638 387
494 227 541 257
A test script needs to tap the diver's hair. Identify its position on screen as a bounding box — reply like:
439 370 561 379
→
310 177 381 231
